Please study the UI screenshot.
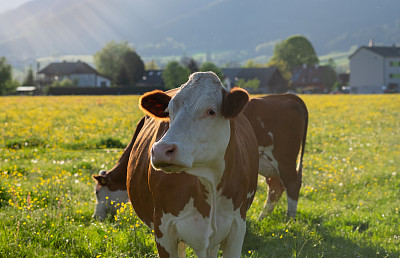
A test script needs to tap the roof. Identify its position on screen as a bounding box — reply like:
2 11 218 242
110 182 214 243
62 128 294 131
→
136 70 164 86
38 61 109 78
138 70 163 83
222 67 279 87
349 46 400 59
291 65 330 85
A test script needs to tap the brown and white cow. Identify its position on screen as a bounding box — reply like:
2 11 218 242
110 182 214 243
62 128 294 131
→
92 117 146 220
93 92 308 221
128 72 259 257
245 94 307 219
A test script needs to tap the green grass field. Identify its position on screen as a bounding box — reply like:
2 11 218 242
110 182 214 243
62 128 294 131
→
1 94 399 257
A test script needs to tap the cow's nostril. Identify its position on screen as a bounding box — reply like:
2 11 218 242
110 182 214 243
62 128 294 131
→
166 144 176 156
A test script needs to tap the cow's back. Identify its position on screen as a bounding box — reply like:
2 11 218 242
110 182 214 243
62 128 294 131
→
245 94 307 165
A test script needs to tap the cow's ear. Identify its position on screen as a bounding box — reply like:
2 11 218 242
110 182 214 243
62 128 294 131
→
221 87 249 118
139 90 171 119
92 175 110 186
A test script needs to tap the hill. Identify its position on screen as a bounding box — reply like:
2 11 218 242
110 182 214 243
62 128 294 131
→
0 0 399 65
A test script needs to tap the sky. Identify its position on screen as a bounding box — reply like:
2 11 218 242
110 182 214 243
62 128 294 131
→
0 0 31 14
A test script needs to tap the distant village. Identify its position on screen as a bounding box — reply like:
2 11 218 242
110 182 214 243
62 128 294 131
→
12 43 400 96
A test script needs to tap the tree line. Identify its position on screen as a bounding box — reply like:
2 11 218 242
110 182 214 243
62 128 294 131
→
0 35 338 95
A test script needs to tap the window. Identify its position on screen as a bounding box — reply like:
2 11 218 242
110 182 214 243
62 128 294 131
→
390 61 400 66
390 74 400 78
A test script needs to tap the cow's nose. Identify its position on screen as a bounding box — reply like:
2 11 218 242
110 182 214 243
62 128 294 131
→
152 142 177 163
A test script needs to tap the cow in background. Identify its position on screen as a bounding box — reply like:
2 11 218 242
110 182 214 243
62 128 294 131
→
92 117 146 220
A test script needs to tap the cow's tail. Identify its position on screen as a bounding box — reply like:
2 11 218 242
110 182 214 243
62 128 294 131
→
296 97 308 176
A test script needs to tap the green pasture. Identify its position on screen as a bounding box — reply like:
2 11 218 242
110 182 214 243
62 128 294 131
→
0 94 399 257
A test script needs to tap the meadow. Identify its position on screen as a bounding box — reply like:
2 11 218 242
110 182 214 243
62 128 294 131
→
0 94 399 257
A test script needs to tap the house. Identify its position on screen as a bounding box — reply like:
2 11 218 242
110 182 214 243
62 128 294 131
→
38 61 111 87
136 70 164 88
291 64 337 93
222 67 288 93
349 45 400 93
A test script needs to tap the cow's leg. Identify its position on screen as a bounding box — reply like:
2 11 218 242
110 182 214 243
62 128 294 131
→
178 242 186 258
156 239 181 258
258 177 285 221
279 164 302 218
195 245 219 258
220 220 246 258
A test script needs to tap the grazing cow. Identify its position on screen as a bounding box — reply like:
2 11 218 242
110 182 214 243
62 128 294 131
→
92 117 146 220
245 94 307 219
127 72 259 257
93 92 308 221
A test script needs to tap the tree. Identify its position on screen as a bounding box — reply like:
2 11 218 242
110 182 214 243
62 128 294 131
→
145 60 159 70
199 62 223 81
327 58 337 71
51 78 77 87
181 56 199 73
244 59 265 68
324 60 338 91
93 41 135 83
23 66 35 86
115 66 130 86
162 61 191 89
236 78 260 91
268 35 319 80
117 50 145 86
0 57 18 95
267 59 292 81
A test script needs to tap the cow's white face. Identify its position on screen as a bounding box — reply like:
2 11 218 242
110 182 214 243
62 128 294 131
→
153 74 230 172
93 171 129 220
139 72 250 176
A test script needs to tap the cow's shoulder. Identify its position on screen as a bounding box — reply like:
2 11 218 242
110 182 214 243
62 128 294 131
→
218 113 258 218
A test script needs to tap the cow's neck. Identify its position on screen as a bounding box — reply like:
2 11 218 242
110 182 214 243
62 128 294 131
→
190 165 224 249
185 120 236 247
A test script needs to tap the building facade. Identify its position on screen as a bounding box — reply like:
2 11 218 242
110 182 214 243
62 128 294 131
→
349 46 400 93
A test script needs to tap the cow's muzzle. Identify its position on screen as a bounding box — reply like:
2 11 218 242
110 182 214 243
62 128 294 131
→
151 141 191 172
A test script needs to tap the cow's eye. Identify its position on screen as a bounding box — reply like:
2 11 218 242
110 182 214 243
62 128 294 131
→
207 109 216 116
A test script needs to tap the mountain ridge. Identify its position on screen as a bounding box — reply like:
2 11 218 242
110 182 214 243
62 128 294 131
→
1 0 399 65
